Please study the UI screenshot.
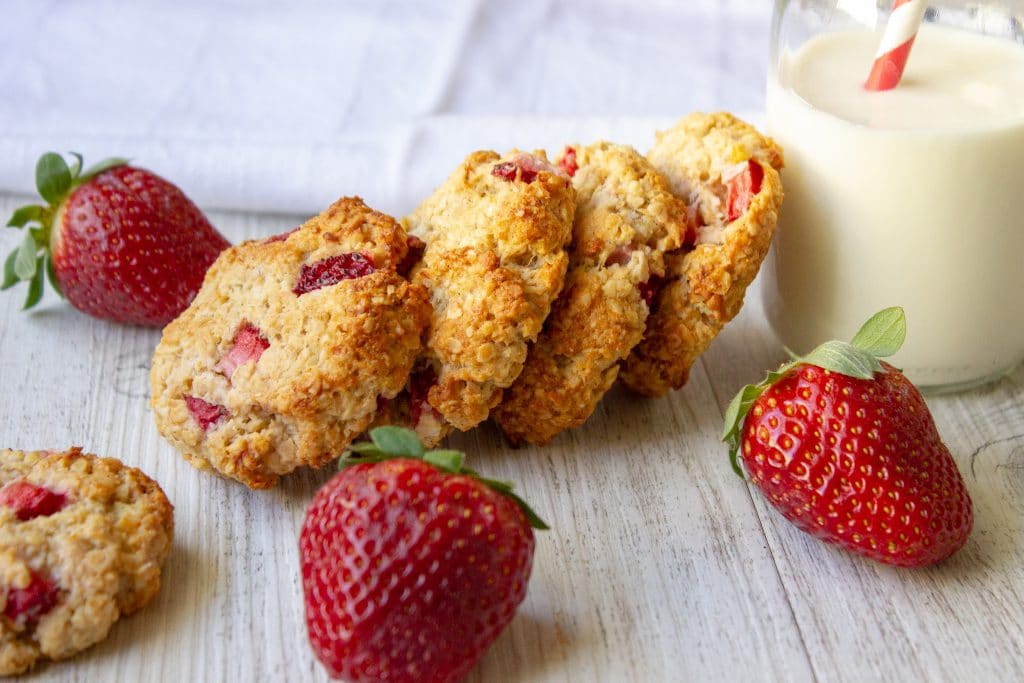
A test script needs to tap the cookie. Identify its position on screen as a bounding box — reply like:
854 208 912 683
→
150 197 431 488
396 150 576 445
493 143 688 445
0 448 173 675
619 112 785 396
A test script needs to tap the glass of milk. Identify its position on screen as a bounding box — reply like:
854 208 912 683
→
763 0 1024 392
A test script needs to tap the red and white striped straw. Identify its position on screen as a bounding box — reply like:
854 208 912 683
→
865 0 928 91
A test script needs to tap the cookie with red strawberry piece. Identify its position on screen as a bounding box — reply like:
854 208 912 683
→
494 142 688 445
396 150 575 446
0 447 173 675
150 197 431 489
722 308 973 567
299 427 545 682
620 112 785 396
2 152 229 326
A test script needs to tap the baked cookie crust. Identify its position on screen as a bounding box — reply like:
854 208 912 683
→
150 197 431 488
0 447 173 676
493 143 688 445
398 150 576 445
620 113 785 397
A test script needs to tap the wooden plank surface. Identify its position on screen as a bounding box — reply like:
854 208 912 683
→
0 192 1021 682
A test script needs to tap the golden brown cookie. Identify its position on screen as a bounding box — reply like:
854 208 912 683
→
150 197 431 488
395 150 575 445
493 143 688 445
0 448 173 675
619 112 785 396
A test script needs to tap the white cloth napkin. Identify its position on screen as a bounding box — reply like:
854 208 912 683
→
0 0 769 216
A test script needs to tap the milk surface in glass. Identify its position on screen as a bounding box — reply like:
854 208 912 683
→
764 23 1024 390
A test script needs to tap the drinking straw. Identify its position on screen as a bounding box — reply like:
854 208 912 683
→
865 0 928 91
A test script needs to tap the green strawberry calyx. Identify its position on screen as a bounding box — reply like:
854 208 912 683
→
340 425 550 530
2 152 127 310
721 307 908 477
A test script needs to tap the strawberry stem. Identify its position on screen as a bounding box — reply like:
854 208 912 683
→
341 426 550 530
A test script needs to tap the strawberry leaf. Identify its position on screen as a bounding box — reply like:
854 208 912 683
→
13 232 38 281
44 254 62 298
423 449 464 473
1 251 18 290
345 442 387 458
29 226 47 249
721 363 797 477
370 426 425 457
6 204 43 228
800 340 880 380
22 264 44 310
35 153 71 204
722 382 765 476
850 306 906 358
67 152 83 178
501 490 550 531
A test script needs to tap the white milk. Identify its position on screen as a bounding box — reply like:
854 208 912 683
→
764 24 1024 390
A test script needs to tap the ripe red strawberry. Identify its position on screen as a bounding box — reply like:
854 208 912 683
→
299 427 546 683
2 152 229 326
722 307 973 567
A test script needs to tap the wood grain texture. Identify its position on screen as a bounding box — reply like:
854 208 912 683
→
0 192 1021 682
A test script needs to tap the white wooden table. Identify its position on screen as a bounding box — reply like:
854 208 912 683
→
1 192 1022 682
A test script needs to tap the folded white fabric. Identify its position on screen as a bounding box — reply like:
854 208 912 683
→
0 0 768 215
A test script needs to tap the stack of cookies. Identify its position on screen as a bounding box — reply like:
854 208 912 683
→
150 112 785 488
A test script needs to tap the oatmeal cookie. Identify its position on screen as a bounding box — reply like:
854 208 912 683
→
150 197 431 488
396 150 575 445
0 447 173 675
620 113 785 397
493 143 688 445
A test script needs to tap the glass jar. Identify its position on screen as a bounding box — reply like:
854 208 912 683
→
762 0 1024 392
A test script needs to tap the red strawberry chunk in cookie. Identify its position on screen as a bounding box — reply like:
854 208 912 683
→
558 147 579 177
293 253 375 295
492 162 532 183
0 481 68 521
638 275 663 308
726 160 764 222
217 323 270 379
4 572 60 627
184 395 228 431
491 153 561 184
408 364 439 427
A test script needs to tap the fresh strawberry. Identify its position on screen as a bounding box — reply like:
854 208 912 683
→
299 426 546 683
0 481 68 520
2 152 229 326
722 307 973 567
725 159 764 221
